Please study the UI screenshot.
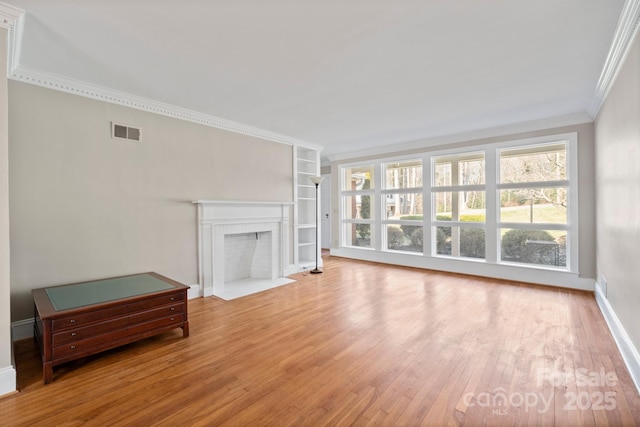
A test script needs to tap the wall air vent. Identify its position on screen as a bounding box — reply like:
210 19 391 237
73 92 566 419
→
111 122 141 142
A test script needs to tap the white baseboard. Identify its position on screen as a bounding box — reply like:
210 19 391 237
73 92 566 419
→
187 284 201 300
595 284 640 395
0 366 16 397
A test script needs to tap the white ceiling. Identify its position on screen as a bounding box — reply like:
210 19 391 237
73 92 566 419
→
4 0 626 160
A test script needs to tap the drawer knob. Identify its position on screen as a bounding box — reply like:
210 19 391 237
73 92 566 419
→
170 317 175 321
69 319 76 323
171 307 175 311
170 297 175 301
70 345 76 349
71 332 77 336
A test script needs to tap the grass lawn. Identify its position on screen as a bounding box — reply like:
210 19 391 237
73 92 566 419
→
499 203 566 224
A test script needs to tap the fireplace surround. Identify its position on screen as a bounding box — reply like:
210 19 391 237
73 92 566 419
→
193 200 294 298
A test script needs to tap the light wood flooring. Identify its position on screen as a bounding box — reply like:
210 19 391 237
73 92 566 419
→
2 255 640 426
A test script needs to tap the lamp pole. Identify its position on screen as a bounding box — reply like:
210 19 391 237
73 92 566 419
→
310 176 325 274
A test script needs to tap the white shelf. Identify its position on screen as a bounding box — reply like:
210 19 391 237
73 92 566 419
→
294 145 320 271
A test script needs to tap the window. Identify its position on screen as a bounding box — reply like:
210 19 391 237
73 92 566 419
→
341 165 375 248
498 142 569 268
337 133 577 275
382 159 423 253
432 152 486 259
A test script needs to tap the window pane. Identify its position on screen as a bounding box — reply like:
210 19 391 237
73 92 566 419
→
460 227 486 259
387 225 423 253
434 162 451 187
385 193 423 219
434 152 485 187
459 157 485 185
499 188 567 224
436 226 451 255
343 165 375 190
384 159 423 189
500 143 566 184
500 229 567 267
343 195 372 220
433 192 486 222
344 223 372 248
435 226 485 259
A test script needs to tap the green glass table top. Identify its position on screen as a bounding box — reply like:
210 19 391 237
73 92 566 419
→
45 274 176 311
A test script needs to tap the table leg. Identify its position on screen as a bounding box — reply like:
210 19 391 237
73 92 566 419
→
43 362 53 384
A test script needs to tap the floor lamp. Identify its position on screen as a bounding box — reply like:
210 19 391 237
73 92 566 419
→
309 176 325 274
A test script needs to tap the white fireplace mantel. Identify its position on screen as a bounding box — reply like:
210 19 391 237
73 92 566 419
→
193 200 294 297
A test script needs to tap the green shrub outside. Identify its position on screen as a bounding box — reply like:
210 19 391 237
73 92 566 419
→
410 228 423 251
399 215 422 237
387 226 405 250
436 227 448 254
460 228 485 258
501 229 555 263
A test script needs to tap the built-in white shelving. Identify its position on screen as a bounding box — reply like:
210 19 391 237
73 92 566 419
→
294 146 321 269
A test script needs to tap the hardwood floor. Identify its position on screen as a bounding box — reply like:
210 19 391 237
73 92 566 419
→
2 255 640 426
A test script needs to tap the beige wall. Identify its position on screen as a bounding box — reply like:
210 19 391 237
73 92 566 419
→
1 28 13 379
595 31 640 353
9 81 293 321
330 122 597 280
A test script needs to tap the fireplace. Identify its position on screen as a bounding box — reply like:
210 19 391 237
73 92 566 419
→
193 200 294 299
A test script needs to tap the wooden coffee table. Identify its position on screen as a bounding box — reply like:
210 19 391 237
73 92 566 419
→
32 272 189 384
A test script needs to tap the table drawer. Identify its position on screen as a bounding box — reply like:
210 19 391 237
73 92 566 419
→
51 292 184 331
52 313 185 359
52 303 185 346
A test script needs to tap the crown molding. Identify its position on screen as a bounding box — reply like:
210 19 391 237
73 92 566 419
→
589 0 640 118
327 112 593 163
0 2 22 29
9 65 323 150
